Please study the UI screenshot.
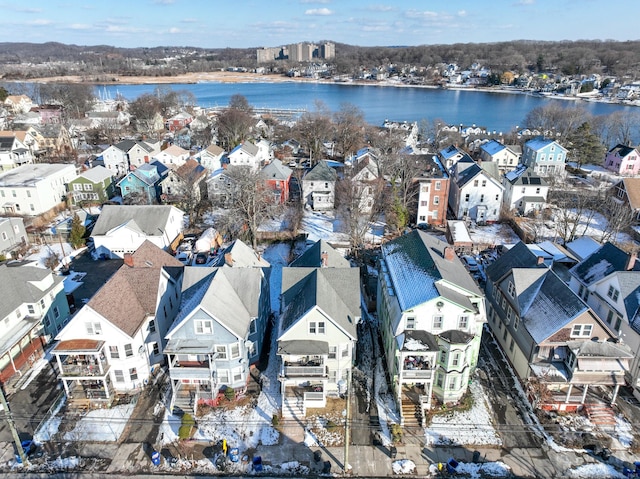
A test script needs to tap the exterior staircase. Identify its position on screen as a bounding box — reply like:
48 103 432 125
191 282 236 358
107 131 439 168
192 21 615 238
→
584 403 617 431
283 395 305 419
172 390 195 416
401 397 423 428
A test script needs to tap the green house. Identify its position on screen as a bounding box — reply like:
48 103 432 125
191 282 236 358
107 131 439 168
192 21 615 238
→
68 165 115 205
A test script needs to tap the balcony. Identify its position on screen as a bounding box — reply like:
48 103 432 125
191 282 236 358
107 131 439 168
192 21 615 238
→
169 358 214 381
59 357 109 379
283 358 326 378
401 356 433 381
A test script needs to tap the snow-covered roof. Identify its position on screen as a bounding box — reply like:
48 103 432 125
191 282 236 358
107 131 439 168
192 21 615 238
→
479 139 506 156
570 242 639 286
565 236 601 261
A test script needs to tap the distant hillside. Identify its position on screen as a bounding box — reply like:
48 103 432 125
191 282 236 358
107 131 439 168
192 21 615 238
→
1 39 639 79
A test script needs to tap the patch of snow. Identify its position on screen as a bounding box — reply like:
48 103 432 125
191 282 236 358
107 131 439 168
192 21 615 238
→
63 403 135 442
565 463 628 478
392 459 416 474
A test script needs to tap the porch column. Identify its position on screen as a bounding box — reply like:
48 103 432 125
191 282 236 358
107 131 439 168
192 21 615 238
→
611 384 620 405
61 379 69 395
565 384 573 403
103 378 110 399
97 353 104 375
9 352 20 377
581 385 589 404
55 354 64 374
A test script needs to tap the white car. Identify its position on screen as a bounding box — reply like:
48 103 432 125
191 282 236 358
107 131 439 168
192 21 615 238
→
461 255 480 272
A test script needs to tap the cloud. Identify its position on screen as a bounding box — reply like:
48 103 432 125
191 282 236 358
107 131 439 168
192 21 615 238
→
27 19 53 26
405 10 438 19
305 8 333 15
368 5 394 12
69 23 91 30
168 27 180 34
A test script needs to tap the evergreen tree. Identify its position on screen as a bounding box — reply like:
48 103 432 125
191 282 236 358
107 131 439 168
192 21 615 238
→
566 122 607 168
69 213 86 249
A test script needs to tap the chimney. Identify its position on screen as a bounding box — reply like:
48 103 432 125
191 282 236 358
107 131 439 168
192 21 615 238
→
444 246 455 261
627 252 638 271
537 256 545 266
225 252 233 266
124 253 134 267
321 251 329 267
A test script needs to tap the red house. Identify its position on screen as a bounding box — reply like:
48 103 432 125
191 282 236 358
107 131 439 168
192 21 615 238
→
260 159 293 204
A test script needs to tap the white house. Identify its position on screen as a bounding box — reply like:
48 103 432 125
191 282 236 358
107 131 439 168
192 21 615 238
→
227 141 262 171
99 145 129 176
91 204 184 259
0 163 77 216
479 139 521 174
154 144 190 167
0 135 33 171
377 231 486 425
448 156 504 223
503 166 549 215
301 160 337 211
199 144 225 171
52 242 184 403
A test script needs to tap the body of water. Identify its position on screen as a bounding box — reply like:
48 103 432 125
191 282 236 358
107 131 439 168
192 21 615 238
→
99 81 636 134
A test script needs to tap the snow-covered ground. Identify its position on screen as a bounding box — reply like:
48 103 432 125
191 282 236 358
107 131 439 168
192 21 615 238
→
62 403 136 442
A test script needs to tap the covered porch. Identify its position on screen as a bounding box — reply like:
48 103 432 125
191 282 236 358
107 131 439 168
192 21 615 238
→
0 317 45 390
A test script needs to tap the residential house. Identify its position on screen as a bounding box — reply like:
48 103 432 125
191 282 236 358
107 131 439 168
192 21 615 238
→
115 139 161 169
91 204 184 259
377 231 486 425
0 217 28 259
98 144 129 176
479 139 521 174
448 155 504 223
3 95 33 114
382 120 419 148
199 144 225 171
0 130 41 157
162 159 207 204
521 138 567 177
154 144 190 167
610 177 640 223
34 124 73 157
164 253 270 414
165 111 193 132
206 168 236 208
486 242 631 409
603 144 640 176
0 263 71 386
278 244 361 417
52 242 183 404
301 160 337 211
503 166 549 215
36 104 63 124
0 135 32 170
290 239 351 268
438 144 467 170
68 165 115 206
212 239 270 268
261 159 293 204
227 140 271 171
347 151 382 214
0 163 77 216
415 155 450 226
117 160 168 204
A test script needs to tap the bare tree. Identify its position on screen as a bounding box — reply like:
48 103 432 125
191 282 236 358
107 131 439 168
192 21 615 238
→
600 196 636 244
385 154 425 233
215 166 282 249
524 104 591 139
293 101 333 165
333 103 366 159
216 95 255 150
551 189 599 244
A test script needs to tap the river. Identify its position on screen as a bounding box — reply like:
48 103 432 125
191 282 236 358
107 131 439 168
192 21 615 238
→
99 81 637 134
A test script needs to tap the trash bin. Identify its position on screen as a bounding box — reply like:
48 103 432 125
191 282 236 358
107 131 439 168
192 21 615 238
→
151 451 161 466
229 447 239 462
472 450 481 463
447 458 459 474
390 446 397 458
322 460 331 474
313 450 322 462
253 455 263 472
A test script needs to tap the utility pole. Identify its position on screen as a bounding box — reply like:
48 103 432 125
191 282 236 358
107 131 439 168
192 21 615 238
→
343 367 351 474
0 385 28 466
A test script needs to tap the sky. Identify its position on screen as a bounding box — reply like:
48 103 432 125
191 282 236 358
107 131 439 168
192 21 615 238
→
0 0 638 50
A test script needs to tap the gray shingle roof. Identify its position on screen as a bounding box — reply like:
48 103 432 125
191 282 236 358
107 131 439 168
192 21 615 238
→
290 239 350 268
92 205 180 236
570 242 639 286
0 263 62 320
261 159 292 181
382 231 481 312
304 160 337 182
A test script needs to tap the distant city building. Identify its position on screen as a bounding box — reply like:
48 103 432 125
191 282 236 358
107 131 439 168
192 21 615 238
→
257 42 335 63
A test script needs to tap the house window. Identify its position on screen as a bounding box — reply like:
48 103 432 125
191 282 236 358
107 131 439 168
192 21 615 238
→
83 184 93 191
473 180 479 187
53 306 60 318
329 346 337 359
436 373 444 388
233 368 243 382
432 315 443 329
464 194 470 202
124 343 133 357
503 328 508 341
449 378 457 390
481 180 487 187
458 316 468 329
28 305 35 314
114 370 124 383
250 320 256 334
480 194 484 202
509 339 515 352
406 317 416 329
148 319 156 333
216 345 227 359
85 322 102 335
435 181 441 191
217 369 230 384
230 343 240 359
421 200 428 206
606 309 614 324
129 368 138 381
514 316 519 331
439 349 447 364
433 196 440 205
452 352 461 367
195 319 213 334
571 324 593 338
109 345 119 359
318 322 325 334
152 343 160 355
341 344 349 358
507 281 515 297
607 285 620 302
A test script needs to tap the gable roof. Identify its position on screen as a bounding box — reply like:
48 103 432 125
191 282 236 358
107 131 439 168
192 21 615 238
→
569 242 639 286
486 241 540 282
170 266 265 339
175 159 206 181
291 239 351 268
92 205 182 236
618 177 640 210
525 137 567 153
382 230 481 311
77 165 112 183
162 144 189 157
280 267 360 339
204 144 225 156
87 241 183 337
213 239 270 268
480 139 506 156
0 264 62 321
261 158 292 181
115 139 154 154
304 160 337 182
607 144 637 158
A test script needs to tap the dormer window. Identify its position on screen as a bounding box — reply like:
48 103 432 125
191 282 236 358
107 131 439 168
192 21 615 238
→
607 285 619 302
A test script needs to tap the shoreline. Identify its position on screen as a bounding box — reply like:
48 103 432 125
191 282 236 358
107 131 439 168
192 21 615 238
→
5 71 639 107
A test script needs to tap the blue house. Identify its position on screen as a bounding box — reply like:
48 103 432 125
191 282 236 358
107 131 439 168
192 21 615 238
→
521 138 568 177
117 160 168 204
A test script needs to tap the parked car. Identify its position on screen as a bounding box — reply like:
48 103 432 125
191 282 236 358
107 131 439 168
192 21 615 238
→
195 252 208 265
461 255 479 272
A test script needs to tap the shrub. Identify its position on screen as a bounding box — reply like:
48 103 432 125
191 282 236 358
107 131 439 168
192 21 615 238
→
224 387 235 401
271 414 279 427
391 423 403 443
178 413 196 440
